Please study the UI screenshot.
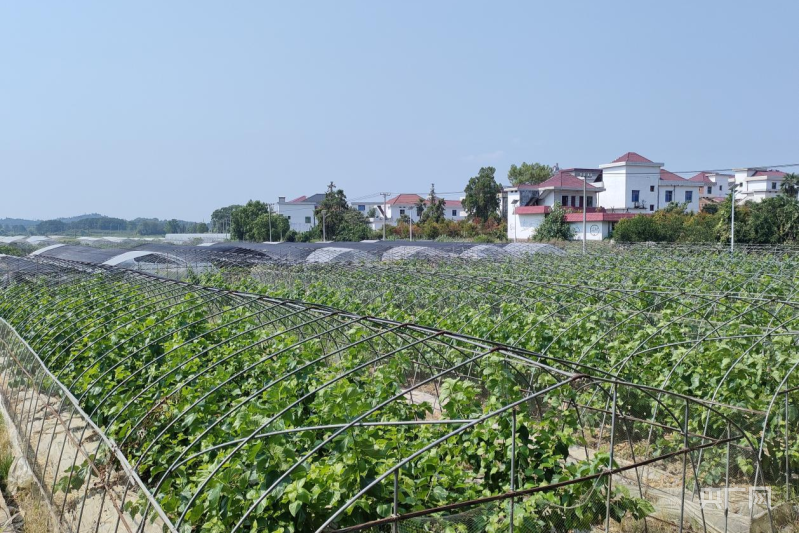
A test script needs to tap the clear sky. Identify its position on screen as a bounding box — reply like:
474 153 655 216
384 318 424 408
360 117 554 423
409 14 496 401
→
2 1 798 222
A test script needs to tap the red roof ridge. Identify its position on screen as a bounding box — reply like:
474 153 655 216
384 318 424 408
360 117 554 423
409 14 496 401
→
612 152 654 164
659 169 687 182
527 171 598 190
387 193 424 205
689 172 713 183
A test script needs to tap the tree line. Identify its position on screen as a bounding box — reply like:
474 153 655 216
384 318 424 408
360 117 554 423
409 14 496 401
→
26 217 209 236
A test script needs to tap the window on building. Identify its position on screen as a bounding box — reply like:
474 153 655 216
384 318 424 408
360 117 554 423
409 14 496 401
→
357 204 365 211
451 209 457 216
399 209 406 215
719 185 722 191
571 196 576 207
650 185 655 192
561 195 568 205
665 190 673 203
631 190 640 203
587 196 594 208
685 190 693 202
707 186 712 194
772 182 777 190
304 216 311 224
649 204 654 212
287 216 291 220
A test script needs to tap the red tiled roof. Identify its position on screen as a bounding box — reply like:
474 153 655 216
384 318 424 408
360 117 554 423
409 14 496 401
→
659 169 688 182
387 194 424 206
522 171 598 190
612 152 653 164
753 170 787 177
444 199 462 208
289 195 307 203
689 172 714 184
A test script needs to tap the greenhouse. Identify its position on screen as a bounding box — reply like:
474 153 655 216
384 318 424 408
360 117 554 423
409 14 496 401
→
0 244 796 533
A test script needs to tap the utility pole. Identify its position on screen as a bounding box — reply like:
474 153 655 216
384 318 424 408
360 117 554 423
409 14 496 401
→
267 204 273 242
380 192 391 240
582 175 587 255
730 183 738 253
322 210 327 242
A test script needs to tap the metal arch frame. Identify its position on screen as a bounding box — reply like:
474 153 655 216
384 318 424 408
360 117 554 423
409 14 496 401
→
0 249 797 532
0 318 177 533
226 349 575 532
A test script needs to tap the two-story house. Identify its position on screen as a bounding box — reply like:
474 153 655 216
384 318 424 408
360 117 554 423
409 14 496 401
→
733 168 790 203
597 152 702 213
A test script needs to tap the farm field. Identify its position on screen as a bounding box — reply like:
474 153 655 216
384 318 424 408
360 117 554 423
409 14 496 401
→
0 245 796 533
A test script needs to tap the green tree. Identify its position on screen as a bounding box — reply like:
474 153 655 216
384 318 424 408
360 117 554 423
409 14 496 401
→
715 194 752 244
35 219 67 234
419 184 446 223
231 200 288 241
532 203 573 241
335 209 372 241
679 212 718 242
748 195 799 244
507 162 553 186
211 205 241 232
612 215 661 242
164 219 184 233
316 182 349 240
314 182 371 241
463 167 501 222
781 173 799 198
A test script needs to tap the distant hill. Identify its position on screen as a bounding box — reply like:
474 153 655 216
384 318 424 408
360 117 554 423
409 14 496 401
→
0 213 107 229
58 213 105 223
0 217 39 229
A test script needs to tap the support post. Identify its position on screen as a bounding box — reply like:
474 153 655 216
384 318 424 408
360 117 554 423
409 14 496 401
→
606 383 617 533
786 391 791 501
725 423 730 533
510 408 517 533
393 470 399 533
680 400 689 533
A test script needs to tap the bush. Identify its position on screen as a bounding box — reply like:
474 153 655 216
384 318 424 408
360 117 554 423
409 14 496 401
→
613 215 661 242
533 203 573 241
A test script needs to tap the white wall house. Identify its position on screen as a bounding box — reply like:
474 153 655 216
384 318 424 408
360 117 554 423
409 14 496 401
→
597 152 702 213
507 171 624 241
371 194 467 230
733 168 791 203
276 194 326 232
690 172 733 202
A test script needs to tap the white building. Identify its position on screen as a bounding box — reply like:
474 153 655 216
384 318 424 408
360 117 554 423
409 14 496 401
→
276 194 326 232
689 172 733 202
371 194 466 229
598 152 702 213
506 171 632 241
506 153 706 241
733 168 790 203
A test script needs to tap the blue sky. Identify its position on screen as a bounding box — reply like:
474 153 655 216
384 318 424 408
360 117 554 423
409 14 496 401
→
1 1 797 221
